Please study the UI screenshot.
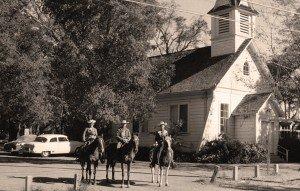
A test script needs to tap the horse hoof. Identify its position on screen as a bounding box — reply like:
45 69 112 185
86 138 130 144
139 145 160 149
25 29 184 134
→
159 184 162 187
127 185 130 188
165 183 169 186
121 184 124 188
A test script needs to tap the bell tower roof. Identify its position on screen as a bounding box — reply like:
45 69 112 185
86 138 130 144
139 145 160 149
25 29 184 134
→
208 0 258 15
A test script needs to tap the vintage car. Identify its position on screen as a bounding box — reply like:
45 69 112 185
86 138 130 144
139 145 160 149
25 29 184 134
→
21 134 84 157
3 135 37 153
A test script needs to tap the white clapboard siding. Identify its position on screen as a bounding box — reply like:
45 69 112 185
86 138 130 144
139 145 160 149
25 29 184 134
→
235 115 256 143
140 95 207 150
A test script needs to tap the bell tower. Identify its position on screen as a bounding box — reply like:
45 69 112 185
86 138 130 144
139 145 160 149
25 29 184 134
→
208 0 258 57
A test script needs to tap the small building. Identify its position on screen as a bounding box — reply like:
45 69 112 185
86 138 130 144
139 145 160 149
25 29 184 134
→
138 0 283 153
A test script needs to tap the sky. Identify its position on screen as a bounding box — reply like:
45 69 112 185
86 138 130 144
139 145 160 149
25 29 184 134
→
158 0 299 57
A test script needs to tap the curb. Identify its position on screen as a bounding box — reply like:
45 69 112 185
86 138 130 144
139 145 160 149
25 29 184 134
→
0 154 78 164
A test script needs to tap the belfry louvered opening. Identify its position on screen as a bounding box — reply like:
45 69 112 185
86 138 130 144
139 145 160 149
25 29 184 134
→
240 13 249 34
218 13 230 34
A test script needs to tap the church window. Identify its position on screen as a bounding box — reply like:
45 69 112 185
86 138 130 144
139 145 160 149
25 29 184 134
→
220 104 229 134
240 13 249 34
170 104 188 133
218 13 230 34
243 62 250 75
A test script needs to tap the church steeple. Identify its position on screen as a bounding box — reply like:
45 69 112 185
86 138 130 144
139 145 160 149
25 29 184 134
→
208 0 258 57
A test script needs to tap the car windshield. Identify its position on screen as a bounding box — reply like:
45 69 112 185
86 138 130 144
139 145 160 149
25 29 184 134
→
34 137 47 143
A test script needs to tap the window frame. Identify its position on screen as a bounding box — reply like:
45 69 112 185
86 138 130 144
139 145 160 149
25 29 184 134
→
220 103 229 134
243 61 250 75
170 103 189 134
218 13 230 34
58 137 68 142
50 137 58 142
240 12 250 34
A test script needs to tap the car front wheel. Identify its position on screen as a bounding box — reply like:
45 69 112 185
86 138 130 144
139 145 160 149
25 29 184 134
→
41 151 50 157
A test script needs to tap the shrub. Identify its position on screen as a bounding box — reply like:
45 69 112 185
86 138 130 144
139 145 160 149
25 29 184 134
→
197 136 267 164
135 146 153 161
279 131 300 162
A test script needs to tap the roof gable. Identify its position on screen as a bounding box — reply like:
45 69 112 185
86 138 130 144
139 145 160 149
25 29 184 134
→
232 93 272 115
208 0 258 15
162 38 252 94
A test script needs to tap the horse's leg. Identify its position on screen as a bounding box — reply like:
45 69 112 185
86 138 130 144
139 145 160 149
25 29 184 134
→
156 165 160 183
127 163 131 188
87 162 91 184
151 166 155 183
112 162 115 181
165 165 170 186
159 166 163 187
81 162 85 182
106 163 109 181
85 162 88 182
92 162 97 185
121 163 124 188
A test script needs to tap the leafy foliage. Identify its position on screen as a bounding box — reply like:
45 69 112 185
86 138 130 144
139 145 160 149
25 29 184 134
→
0 0 175 140
197 136 267 164
151 0 209 55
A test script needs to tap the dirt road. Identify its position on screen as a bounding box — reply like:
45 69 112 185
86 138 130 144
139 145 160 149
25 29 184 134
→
0 161 299 191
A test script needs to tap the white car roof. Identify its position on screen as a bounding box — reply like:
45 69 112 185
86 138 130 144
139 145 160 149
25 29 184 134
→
37 134 68 139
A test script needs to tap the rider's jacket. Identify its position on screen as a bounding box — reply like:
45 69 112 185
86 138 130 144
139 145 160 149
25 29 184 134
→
116 127 131 148
154 130 168 147
82 127 98 142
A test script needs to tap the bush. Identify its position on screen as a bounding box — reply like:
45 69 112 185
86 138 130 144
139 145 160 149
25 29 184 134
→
279 131 300 162
197 136 267 164
135 146 153 161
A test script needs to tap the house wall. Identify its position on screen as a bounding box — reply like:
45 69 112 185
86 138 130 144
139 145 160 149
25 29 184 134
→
256 99 279 153
235 115 257 143
139 93 209 151
201 48 264 143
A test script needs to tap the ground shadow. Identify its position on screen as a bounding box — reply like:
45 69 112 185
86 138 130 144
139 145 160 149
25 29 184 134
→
33 177 74 184
9 176 74 185
97 179 152 188
220 182 300 191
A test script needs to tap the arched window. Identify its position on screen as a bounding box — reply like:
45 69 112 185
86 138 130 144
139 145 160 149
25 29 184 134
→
243 62 250 75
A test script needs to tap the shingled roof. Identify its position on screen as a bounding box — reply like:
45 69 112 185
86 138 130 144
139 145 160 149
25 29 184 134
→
208 0 258 15
160 38 252 94
232 92 272 115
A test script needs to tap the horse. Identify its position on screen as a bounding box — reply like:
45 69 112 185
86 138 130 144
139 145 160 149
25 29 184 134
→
76 137 105 185
106 134 139 188
150 136 173 187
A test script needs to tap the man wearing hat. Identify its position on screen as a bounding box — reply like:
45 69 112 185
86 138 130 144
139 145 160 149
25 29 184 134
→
83 119 98 145
116 120 131 149
150 121 168 168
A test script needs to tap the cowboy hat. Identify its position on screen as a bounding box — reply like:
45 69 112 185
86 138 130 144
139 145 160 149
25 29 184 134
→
87 119 96 124
158 121 167 126
121 120 130 124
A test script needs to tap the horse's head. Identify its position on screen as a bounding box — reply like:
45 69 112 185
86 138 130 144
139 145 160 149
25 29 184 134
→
130 134 139 153
164 136 172 150
95 137 105 154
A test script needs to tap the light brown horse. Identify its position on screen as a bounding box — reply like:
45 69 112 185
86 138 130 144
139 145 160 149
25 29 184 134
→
76 137 105 185
151 136 173 187
106 134 139 188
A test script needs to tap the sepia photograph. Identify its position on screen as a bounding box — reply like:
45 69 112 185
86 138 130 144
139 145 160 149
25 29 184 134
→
0 0 299 190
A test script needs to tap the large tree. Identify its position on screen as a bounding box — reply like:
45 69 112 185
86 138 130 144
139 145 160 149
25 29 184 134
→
151 1 209 55
0 0 56 139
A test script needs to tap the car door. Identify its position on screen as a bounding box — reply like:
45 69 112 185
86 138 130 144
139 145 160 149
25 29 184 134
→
49 137 59 154
58 137 71 154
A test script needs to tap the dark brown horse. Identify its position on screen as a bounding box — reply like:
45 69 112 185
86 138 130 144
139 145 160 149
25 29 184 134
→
76 137 105 185
106 134 139 188
150 136 173 187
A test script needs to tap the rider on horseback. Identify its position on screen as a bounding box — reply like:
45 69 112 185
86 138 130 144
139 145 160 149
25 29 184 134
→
83 119 98 145
150 121 168 168
116 120 131 149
